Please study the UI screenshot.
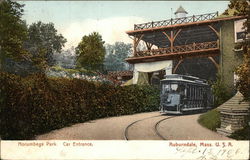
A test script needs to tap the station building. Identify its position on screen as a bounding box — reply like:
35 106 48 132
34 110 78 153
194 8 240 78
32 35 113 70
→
126 6 246 94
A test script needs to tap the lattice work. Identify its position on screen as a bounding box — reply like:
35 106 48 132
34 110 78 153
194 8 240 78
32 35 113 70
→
135 41 219 57
134 12 218 30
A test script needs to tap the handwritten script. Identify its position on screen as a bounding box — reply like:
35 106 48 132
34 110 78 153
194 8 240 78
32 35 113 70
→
175 146 243 160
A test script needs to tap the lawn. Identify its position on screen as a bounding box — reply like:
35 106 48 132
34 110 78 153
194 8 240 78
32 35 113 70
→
198 109 221 131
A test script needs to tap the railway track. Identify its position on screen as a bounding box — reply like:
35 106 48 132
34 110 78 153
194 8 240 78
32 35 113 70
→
124 115 176 140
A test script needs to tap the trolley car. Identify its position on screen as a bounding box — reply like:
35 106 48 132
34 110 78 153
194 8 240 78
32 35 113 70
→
160 74 213 114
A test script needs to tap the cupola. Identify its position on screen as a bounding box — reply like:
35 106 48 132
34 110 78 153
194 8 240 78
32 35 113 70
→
174 6 188 18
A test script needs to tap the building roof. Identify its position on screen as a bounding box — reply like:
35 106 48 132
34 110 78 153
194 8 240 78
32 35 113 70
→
126 14 246 35
174 6 188 14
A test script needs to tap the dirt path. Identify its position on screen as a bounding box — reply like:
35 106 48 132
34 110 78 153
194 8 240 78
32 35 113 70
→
36 112 160 140
157 113 231 140
125 115 170 140
36 112 231 140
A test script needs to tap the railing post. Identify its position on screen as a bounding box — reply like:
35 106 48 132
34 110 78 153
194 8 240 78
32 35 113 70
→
193 15 195 22
134 24 136 30
151 21 154 28
216 11 219 17
171 18 173 25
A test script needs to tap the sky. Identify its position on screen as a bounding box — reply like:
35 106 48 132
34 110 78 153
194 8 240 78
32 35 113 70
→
20 1 230 49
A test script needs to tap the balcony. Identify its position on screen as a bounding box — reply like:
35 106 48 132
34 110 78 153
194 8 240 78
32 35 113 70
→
135 41 219 57
126 41 220 63
134 12 218 30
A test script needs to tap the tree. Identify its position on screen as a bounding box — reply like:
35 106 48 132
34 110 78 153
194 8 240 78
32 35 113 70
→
0 0 29 71
223 0 249 16
104 42 132 71
75 32 105 71
53 47 76 69
25 21 67 67
224 0 250 101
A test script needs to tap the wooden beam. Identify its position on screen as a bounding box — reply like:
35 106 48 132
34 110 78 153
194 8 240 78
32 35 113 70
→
208 56 219 69
133 34 144 56
162 31 171 41
173 29 182 40
163 30 182 53
170 31 174 52
135 34 144 47
173 59 184 73
133 37 136 56
208 25 219 37
145 42 153 50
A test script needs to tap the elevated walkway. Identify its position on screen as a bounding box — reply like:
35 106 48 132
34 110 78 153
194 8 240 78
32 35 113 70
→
217 92 250 136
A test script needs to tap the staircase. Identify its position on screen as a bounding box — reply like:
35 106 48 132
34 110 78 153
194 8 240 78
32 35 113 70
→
217 92 250 136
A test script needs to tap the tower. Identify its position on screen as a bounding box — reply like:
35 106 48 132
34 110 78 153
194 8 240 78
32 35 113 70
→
174 6 188 18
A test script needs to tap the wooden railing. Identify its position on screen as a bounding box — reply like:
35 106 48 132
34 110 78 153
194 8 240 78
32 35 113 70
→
135 41 219 57
134 12 218 30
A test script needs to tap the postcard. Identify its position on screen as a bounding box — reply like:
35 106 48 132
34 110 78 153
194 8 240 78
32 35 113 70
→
0 0 249 159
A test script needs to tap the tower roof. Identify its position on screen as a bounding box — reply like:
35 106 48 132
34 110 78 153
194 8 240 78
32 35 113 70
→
174 6 188 14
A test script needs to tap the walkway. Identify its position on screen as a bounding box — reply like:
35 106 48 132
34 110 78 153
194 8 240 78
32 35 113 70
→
36 111 231 140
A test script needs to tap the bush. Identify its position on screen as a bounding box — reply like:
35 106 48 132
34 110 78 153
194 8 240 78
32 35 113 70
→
229 125 250 140
211 74 232 107
198 109 221 131
0 72 160 139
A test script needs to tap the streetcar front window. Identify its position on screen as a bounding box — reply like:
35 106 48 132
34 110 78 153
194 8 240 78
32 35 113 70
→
162 84 170 94
171 84 178 92
162 83 179 94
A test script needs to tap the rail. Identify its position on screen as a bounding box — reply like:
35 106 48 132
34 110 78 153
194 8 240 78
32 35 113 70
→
134 12 218 30
135 41 219 57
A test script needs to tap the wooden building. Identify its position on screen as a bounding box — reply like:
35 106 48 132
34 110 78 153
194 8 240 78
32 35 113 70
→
126 7 246 94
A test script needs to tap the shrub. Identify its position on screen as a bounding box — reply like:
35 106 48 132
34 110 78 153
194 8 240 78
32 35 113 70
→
0 72 160 139
211 74 232 107
229 125 250 140
198 109 221 131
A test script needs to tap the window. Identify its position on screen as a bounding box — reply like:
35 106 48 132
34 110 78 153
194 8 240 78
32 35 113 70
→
234 19 247 42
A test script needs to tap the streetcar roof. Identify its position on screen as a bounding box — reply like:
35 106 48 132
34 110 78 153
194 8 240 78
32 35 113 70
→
161 74 208 85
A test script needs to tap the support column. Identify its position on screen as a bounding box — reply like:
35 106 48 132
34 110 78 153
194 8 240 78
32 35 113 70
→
163 29 182 52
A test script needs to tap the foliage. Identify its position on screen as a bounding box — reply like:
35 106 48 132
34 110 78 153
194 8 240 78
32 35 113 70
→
0 0 29 71
211 74 232 107
0 72 160 139
223 0 249 16
47 65 112 84
76 32 105 71
198 109 221 131
25 21 67 67
229 126 250 140
53 47 76 69
235 53 250 101
104 42 132 71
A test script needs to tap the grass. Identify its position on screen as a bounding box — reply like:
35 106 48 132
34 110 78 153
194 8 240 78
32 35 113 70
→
198 109 221 131
198 108 250 140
